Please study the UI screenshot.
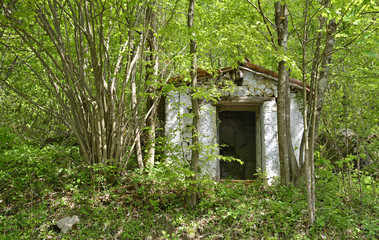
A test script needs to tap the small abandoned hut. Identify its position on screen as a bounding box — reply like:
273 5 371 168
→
162 62 305 184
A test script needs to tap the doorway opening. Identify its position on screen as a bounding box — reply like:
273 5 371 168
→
218 111 256 180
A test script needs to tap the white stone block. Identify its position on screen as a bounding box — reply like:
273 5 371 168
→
230 86 249 97
265 88 274 97
258 83 266 89
243 78 258 88
199 103 218 179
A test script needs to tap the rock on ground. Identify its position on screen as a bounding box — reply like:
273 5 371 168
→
56 215 80 233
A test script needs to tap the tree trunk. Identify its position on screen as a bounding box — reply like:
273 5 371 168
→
131 57 144 169
275 1 290 185
188 0 199 206
303 0 337 224
299 0 316 225
309 16 337 224
145 2 159 167
314 19 337 139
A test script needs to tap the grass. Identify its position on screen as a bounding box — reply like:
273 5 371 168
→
0 142 377 239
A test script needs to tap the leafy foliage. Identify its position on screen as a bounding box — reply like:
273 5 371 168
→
1 141 377 239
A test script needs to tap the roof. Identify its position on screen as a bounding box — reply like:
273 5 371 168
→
168 61 309 90
242 62 308 88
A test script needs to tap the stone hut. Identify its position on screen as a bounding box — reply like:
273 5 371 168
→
162 62 305 184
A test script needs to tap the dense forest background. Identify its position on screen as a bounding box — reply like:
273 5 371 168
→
0 0 378 239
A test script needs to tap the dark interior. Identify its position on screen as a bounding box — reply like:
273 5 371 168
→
219 111 256 180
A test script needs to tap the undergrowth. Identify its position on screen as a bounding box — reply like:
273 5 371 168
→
0 132 377 239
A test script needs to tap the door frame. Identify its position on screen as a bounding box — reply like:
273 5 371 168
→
214 96 274 181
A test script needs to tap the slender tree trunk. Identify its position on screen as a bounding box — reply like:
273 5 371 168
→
314 19 337 138
356 133 363 206
145 2 159 167
145 93 157 166
275 1 290 185
311 16 337 223
300 0 316 225
131 31 145 169
305 17 322 228
131 68 144 169
188 0 199 206
304 0 336 223
304 19 322 225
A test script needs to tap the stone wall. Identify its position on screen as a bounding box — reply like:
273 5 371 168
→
220 71 278 98
165 88 192 164
261 95 304 184
165 89 218 179
198 103 218 179
262 100 280 183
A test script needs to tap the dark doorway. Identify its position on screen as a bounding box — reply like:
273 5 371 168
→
219 111 256 180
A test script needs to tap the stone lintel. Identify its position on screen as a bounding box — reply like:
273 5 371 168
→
214 96 275 107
